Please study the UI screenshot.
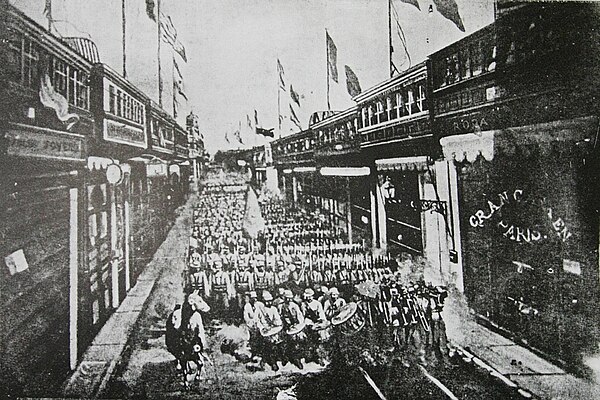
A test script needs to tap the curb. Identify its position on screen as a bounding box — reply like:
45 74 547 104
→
449 343 539 399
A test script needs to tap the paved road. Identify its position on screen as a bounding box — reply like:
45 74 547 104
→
102 191 521 400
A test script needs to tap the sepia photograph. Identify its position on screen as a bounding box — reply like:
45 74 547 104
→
1 0 600 398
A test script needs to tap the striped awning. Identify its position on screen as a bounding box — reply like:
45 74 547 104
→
64 37 101 64
375 156 430 172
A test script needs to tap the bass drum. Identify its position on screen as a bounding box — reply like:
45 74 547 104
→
313 321 332 343
331 302 366 336
261 325 284 345
286 322 307 342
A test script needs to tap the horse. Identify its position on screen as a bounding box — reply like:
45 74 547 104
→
166 292 211 389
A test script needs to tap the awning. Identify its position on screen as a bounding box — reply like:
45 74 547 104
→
320 167 370 177
375 156 430 172
440 131 494 163
440 116 597 163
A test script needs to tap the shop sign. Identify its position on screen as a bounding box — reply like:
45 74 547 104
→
147 162 167 177
5 128 84 161
563 259 581 276
104 119 146 148
469 188 572 244
5 249 29 275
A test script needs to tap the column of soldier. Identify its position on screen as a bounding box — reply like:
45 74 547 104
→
186 189 450 372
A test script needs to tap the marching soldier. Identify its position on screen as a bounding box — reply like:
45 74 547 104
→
234 263 254 311
254 263 270 298
323 287 346 320
209 260 235 319
189 265 209 298
301 288 326 327
257 291 283 371
243 291 265 359
279 289 305 369
301 288 328 364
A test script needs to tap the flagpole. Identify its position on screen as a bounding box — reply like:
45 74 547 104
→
388 0 393 78
277 59 282 139
326 30 330 111
45 0 53 32
157 0 163 107
122 0 127 78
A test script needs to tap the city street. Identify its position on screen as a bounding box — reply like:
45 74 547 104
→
3 2 600 399
100 178 523 400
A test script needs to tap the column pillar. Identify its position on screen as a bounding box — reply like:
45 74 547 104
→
346 177 353 245
370 175 378 249
69 180 79 370
292 174 298 205
110 185 119 308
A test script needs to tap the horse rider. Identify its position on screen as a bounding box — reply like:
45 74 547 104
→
166 292 211 377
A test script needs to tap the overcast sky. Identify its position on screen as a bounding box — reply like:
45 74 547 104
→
11 0 494 153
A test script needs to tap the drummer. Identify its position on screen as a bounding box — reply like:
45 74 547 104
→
244 291 265 358
301 288 328 364
301 288 326 328
257 291 283 372
324 287 346 321
279 289 306 369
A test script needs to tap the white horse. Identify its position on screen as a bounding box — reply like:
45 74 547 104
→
166 292 211 389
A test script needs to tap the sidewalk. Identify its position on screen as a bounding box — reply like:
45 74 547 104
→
63 194 197 399
444 293 600 400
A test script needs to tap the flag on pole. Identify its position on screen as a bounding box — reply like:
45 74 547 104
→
289 104 302 130
43 0 52 19
432 0 465 32
173 91 180 118
145 0 156 21
246 114 253 129
290 85 301 107
326 31 338 83
160 13 188 61
400 0 421 10
345 65 362 97
256 127 275 138
277 59 286 91
173 58 188 100
225 131 231 144
254 109 259 126
234 129 243 144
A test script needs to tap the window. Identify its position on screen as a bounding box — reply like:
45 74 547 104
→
416 85 426 112
76 72 89 109
361 108 368 128
375 101 384 124
69 68 77 105
108 85 143 124
116 91 122 117
7 31 23 83
405 88 414 115
53 59 68 97
394 92 404 119
23 37 40 89
386 97 393 121
368 105 374 125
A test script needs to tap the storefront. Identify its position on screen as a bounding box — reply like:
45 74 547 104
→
442 117 600 365
430 2 600 367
